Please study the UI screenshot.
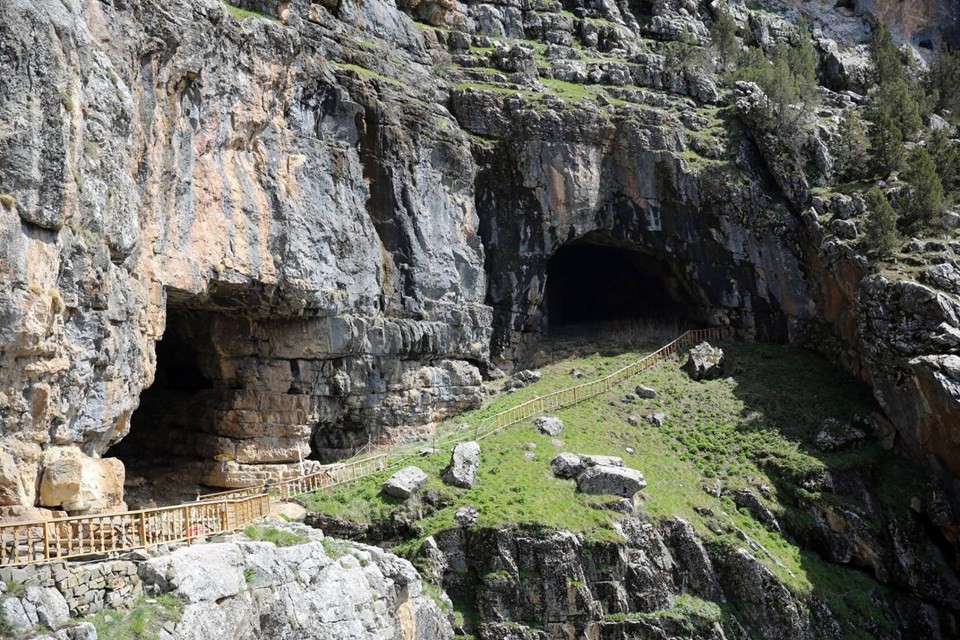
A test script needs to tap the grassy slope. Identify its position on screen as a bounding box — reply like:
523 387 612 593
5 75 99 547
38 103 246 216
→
303 339 927 638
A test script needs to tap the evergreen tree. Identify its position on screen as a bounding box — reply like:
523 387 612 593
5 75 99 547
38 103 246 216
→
928 46 960 120
710 6 739 70
862 187 900 259
785 17 818 106
869 22 904 86
883 79 923 139
837 110 870 182
928 127 960 197
867 108 905 177
899 146 945 230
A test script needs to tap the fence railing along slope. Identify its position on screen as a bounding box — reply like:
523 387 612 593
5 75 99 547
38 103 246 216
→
0 327 728 566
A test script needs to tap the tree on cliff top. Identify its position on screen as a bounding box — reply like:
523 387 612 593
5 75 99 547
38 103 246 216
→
898 146 945 232
862 187 900 259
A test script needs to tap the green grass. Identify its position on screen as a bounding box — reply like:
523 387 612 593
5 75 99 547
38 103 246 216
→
221 1 267 21
304 339 926 635
85 594 183 640
243 525 307 547
333 63 404 87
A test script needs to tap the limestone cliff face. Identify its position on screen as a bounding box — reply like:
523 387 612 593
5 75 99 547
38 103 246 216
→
1 0 960 519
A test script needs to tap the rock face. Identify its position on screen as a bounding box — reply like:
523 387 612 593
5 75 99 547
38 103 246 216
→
138 532 452 640
383 466 429 499
685 343 725 381
37 448 125 513
442 441 481 489
0 0 959 517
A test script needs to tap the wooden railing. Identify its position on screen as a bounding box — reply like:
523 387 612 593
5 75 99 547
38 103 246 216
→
0 494 271 567
0 327 728 567
487 326 730 435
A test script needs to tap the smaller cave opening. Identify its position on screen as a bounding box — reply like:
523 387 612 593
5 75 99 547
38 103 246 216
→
543 239 698 332
107 308 221 506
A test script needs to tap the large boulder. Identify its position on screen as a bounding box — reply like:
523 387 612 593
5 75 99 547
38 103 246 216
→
685 342 725 381
576 465 647 498
534 415 564 436
635 384 657 399
37 448 125 513
382 466 429 499
442 441 481 488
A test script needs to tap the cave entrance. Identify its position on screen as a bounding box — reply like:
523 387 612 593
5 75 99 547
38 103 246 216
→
107 308 220 507
543 237 698 333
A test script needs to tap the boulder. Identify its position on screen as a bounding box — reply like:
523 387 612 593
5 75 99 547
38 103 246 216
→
576 465 647 497
534 415 564 436
382 466 429 499
813 417 866 452
550 452 585 479
685 342 725 381
455 505 478 526
635 384 657 399
647 412 668 427
38 448 125 513
442 442 481 488
504 369 542 391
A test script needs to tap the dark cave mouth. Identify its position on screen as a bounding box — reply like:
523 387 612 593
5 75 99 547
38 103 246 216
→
543 240 700 332
107 308 222 503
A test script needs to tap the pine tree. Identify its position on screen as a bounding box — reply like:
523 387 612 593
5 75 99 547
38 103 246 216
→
928 127 960 198
929 46 960 120
836 110 870 182
710 6 738 70
869 22 904 87
867 108 905 177
786 17 818 106
883 79 923 139
862 187 900 259
899 146 945 231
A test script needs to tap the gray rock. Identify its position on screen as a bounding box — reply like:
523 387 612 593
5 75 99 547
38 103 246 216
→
627 416 639 426
576 464 647 497
635 384 657 399
621 393 637 403
550 452 585 479
382 466 429 499
442 442 481 489
454 505 478 527
533 415 563 436
813 417 866 452
685 342 725 381
647 412 668 427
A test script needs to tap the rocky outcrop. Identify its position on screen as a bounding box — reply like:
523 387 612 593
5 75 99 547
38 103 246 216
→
685 342 725 381
138 531 452 640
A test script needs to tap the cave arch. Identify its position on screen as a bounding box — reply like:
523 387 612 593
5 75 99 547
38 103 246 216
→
542 234 702 332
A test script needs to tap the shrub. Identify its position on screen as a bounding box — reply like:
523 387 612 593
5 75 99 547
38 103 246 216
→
862 187 900 259
898 146 945 231
709 6 739 70
0 194 15 210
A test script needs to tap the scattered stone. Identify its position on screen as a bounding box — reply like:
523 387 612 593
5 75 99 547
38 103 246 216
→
627 416 639 426
702 478 722 497
442 442 481 489
635 384 657 399
813 417 867 451
624 447 635 454
685 342 725 381
504 369 542 391
576 465 647 498
523 452 535 459
454 505 478 527
647 412 668 428
621 393 637 404
550 439 564 448
534 415 564 436
570 368 583 378
418 447 439 457
526 442 537 450
382 466 429 499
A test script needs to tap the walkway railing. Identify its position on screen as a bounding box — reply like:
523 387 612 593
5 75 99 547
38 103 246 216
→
0 327 728 566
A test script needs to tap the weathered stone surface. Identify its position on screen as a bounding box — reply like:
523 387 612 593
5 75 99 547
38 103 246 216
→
442 441 481 489
533 416 563 436
685 342 725 381
635 384 657 399
576 464 646 497
813 417 867 452
647 412 668 427
383 466 429 499
38 448 124 513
